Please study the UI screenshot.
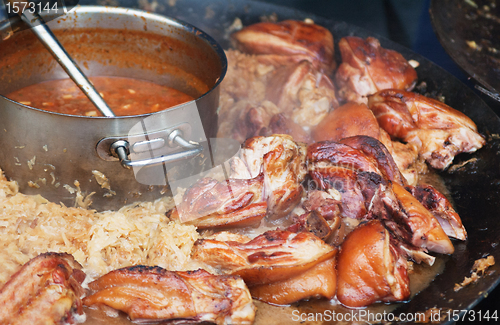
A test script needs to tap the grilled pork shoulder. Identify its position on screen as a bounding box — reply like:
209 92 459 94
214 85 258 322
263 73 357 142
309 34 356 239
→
335 36 417 103
390 183 455 255
312 102 383 143
231 135 307 220
337 220 410 307
368 89 485 169
169 174 266 229
192 230 337 305
406 184 467 240
0 253 86 325
83 266 255 325
311 102 422 185
169 135 306 228
232 19 335 74
307 137 398 219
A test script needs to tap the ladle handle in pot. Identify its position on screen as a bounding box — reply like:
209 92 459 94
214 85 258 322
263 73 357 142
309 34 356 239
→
18 10 116 117
110 130 203 169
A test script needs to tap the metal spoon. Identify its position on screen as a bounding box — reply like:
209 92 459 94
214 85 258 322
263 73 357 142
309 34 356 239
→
16 9 205 169
19 10 116 117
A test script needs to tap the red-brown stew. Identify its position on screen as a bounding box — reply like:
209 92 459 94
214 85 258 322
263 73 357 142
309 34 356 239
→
7 76 194 116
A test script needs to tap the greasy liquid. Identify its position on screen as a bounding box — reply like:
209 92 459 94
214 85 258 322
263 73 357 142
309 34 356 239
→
7 76 194 116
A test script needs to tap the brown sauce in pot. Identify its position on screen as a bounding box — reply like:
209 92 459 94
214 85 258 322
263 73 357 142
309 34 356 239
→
6 76 194 116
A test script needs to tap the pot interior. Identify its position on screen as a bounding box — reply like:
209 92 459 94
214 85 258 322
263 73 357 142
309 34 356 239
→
0 6 226 102
0 6 227 211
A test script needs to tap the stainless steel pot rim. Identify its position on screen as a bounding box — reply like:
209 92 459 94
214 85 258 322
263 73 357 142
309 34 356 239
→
0 5 228 120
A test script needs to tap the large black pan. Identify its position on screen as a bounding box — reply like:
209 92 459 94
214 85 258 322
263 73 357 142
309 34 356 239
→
39 0 500 323
430 0 500 98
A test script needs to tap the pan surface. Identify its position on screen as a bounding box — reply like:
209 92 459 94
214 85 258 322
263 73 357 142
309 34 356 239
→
35 0 500 322
430 0 500 96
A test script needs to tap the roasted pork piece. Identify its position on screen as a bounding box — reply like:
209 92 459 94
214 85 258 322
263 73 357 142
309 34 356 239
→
220 20 339 141
390 183 455 255
307 136 402 219
312 102 384 142
338 135 407 186
335 36 417 103
308 136 458 256
0 253 86 325
336 220 410 307
168 175 267 228
170 135 306 227
249 255 337 305
83 266 255 325
368 89 485 169
311 101 423 185
405 184 467 240
232 19 335 74
230 135 307 220
192 230 337 305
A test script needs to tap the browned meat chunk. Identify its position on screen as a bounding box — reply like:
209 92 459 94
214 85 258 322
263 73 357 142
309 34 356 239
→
0 253 85 325
335 36 417 103
337 220 410 307
83 267 255 325
169 175 266 229
192 230 337 305
406 184 467 240
232 20 335 74
230 135 307 220
368 89 485 169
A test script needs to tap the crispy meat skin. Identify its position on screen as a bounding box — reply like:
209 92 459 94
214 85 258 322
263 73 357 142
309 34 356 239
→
335 36 417 103
312 102 381 142
336 220 410 307
169 175 266 229
232 20 335 74
0 253 85 325
249 255 337 305
311 101 421 185
192 230 335 285
83 267 255 325
307 140 382 175
339 135 406 186
406 184 467 240
368 89 485 169
307 137 402 219
233 135 307 220
192 230 337 305
391 183 454 255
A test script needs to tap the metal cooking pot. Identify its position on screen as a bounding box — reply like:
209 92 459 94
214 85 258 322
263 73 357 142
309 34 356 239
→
0 6 227 211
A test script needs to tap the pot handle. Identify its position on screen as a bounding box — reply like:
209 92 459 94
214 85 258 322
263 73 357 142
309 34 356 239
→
110 130 203 169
